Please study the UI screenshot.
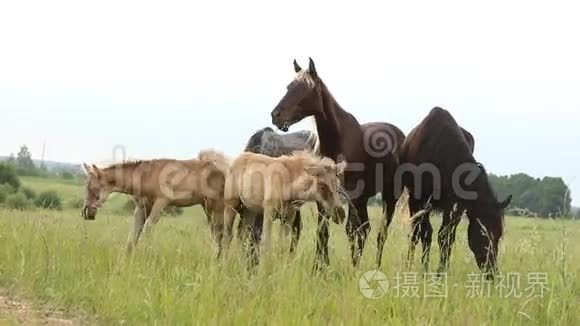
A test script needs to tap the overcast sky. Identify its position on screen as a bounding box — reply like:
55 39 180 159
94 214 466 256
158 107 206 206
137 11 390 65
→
0 0 578 204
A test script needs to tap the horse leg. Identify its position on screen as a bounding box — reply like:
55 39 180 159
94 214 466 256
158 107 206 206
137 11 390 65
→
219 200 238 258
261 205 276 270
278 208 298 255
419 216 433 272
142 199 170 236
278 211 290 247
346 199 370 267
314 203 330 270
247 213 263 269
201 199 212 225
126 200 148 254
237 207 250 242
406 198 424 269
289 209 302 255
437 206 463 273
376 191 397 268
238 209 259 269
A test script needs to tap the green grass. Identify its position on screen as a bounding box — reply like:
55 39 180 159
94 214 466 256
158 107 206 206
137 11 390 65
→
0 178 578 324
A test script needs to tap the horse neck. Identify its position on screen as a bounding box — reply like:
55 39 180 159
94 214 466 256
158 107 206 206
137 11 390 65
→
102 164 138 195
313 83 353 159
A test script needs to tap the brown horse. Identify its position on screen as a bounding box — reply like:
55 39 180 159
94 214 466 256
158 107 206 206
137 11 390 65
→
410 126 474 272
220 151 346 261
239 126 319 258
400 107 511 278
81 150 228 253
271 58 405 267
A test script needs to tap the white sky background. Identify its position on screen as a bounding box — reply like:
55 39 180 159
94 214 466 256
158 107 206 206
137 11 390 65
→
0 0 579 204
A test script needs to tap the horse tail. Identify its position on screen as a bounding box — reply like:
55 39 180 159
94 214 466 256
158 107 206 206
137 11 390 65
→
396 189 411 225
397 190 434 225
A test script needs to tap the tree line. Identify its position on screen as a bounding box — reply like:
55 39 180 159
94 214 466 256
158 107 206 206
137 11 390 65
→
3 145 77 179
488 173 572 218
369 173 573 218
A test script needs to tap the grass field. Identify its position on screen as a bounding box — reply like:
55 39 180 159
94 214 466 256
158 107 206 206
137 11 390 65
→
0 178 579 324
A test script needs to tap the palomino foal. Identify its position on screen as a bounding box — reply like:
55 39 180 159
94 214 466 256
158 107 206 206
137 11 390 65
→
81 150 227 252
219 151 346 260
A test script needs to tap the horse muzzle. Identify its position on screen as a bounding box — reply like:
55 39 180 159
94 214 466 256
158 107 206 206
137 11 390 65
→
272 118 290 132
271 108 291 132
82 205 97 220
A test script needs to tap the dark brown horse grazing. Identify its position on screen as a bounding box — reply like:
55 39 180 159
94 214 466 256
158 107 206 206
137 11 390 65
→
432 127 475 273
271 58 405 268
400 107 511 278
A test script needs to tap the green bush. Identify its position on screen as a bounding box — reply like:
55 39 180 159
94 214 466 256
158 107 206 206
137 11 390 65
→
34 190 63 210
0 188 7 204
68 197 85 209
0 163 20 190
0 184 17 203
0 184 16 195
20 186 36 200
5 193 32 210
61 171 75 180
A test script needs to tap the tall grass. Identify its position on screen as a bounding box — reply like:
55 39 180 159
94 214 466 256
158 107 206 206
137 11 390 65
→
0 207 578 325
0 177 577 324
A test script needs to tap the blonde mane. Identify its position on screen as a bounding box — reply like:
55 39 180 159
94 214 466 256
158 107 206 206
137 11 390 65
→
294 70 316 88
198 149 229 164
305 116 320 155
290 150 336 169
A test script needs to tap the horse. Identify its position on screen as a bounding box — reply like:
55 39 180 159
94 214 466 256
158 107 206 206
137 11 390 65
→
271 58 406 268
400 107 511 278
240 126 319 257
81 150 228 253
218 151 346 261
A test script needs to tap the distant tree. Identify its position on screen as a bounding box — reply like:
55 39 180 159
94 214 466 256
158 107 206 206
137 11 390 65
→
15 145 40 176
537 177 571 216
17 145 34 170
6 153 16 165
489 173 571 218
0 163 21 190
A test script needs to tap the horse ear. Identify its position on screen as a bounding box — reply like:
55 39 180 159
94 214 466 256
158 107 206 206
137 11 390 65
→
82 163 92 176
499 194 512 209
308 57 317 76
293 59 302 73
91 164 103 179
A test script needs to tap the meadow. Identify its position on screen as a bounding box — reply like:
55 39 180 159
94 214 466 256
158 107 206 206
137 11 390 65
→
0 177 578 324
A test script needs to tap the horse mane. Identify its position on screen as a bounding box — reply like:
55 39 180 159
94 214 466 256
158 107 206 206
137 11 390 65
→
198 149 229 164
102 160 148 171
305 116 320 155
294 70 316 88
290 150 336 169
198 149 229 174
